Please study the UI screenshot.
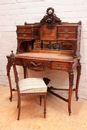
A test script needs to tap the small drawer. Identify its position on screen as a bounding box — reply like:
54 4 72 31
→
52 62 69 70
17 27 32 33
17 33 32 39
57 33 76 39
57 26 77 33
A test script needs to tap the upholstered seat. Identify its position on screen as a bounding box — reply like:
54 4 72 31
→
19 78 47 93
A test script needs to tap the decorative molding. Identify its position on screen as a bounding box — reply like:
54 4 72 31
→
40 7 61 29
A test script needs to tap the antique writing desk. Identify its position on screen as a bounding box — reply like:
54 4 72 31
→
6 7 81 115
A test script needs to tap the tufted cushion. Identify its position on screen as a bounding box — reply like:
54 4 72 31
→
18 78 47 93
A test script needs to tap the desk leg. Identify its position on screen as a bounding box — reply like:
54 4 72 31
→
68 70 74 115
6 65 12 101
76 61 81 100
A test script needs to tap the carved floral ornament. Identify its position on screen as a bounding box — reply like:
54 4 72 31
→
40 7 61 29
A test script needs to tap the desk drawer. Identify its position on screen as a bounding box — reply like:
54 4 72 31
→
57 26 77 40
52 62 69 70
17 33 32 39
23 59 51 70
17 27 32 33
58 26 77 33
57 33 76 39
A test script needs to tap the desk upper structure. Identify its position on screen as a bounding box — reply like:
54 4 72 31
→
16 7 81 58
6 7 82 115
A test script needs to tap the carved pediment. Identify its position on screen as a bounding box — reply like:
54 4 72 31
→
40 7 61 29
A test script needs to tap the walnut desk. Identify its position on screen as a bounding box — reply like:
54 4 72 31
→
6 7 82 115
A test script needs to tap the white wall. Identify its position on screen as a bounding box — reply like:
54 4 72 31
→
0 0 87 99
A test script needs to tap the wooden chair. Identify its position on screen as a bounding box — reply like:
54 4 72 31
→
11 51 47 120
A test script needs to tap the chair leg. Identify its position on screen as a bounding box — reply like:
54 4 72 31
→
17 97 19 108
17 95 21 120
43 95 46 118
17 92 19 108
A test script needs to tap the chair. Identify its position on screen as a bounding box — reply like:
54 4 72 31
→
11 51 47 120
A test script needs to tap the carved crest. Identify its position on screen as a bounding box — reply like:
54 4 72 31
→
40 7 61 29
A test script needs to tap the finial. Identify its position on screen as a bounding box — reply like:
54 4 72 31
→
10 50 14 59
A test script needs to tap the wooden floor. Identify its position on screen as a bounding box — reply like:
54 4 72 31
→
0 85 87 130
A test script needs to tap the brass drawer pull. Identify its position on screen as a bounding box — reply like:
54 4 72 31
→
56 64 62 69
30 61 42 67
64 29 69 32
23 34 27 37
64 34 69 39
23 29 26 32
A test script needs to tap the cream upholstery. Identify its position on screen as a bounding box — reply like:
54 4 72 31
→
19 78 47 93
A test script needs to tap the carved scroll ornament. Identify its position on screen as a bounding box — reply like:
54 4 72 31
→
40 7 61 29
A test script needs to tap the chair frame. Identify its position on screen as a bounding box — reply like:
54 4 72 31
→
11 51 47 120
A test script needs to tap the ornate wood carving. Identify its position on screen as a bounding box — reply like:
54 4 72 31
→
40 7 61 29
